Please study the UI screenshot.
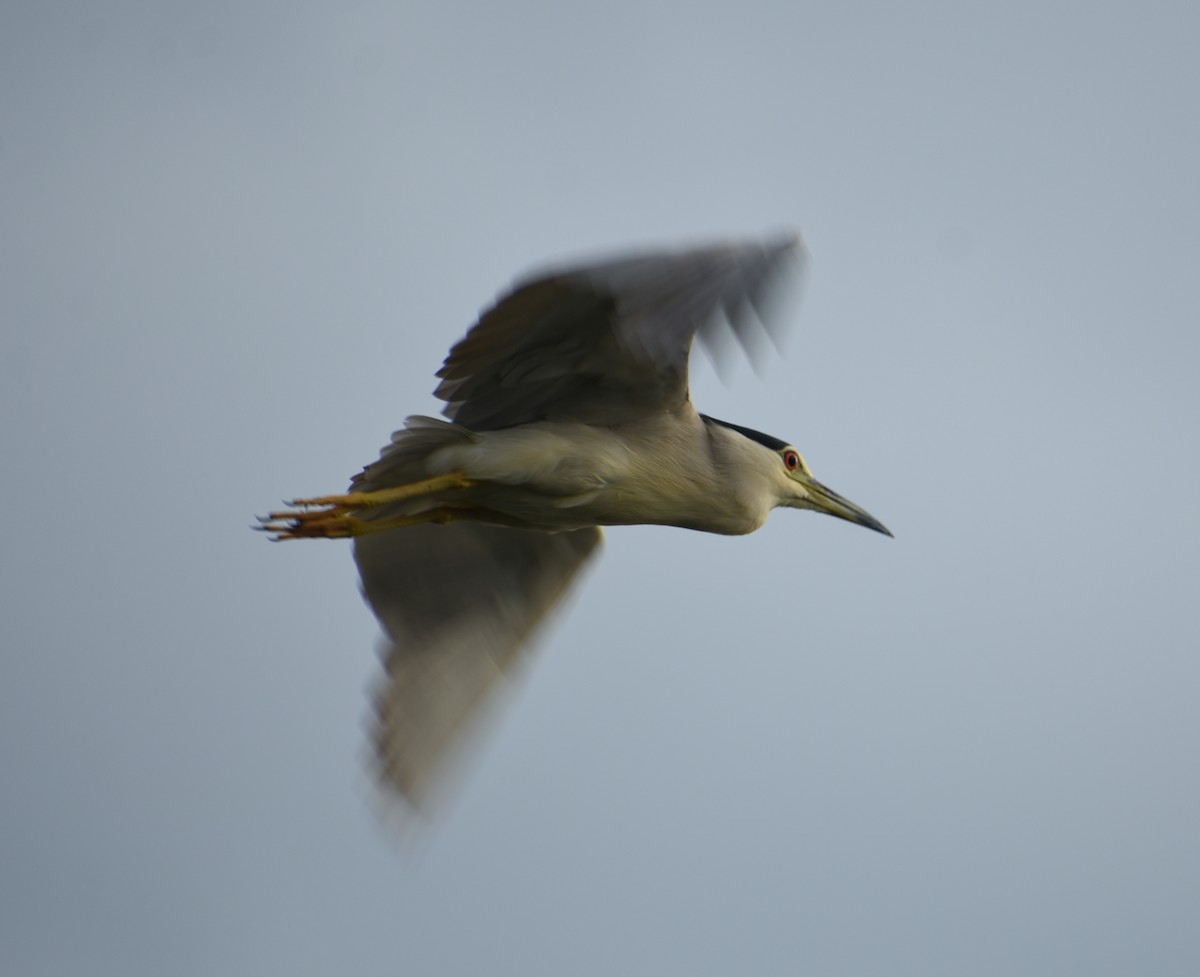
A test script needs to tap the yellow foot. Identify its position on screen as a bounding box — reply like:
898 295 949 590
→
255 472 475 541
256 509 368 540
256 505 467 541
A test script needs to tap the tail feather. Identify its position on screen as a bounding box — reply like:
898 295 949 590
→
351 415 478 493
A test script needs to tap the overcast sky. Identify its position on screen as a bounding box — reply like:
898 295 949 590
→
2 1 1198 975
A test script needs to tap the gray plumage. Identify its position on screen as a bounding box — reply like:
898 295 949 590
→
355 522 600 806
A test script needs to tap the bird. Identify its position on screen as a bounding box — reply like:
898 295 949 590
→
258 233 891 811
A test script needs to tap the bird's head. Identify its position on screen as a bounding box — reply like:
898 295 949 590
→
702 415 891 537
771 441 892 536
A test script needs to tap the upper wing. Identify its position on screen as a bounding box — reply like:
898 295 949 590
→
435 234 807 430
354 523 602 810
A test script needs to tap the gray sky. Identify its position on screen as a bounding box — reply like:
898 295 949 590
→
2 1 1198 974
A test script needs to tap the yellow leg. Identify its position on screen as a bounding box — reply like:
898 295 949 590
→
285 472 474 510
257 505 465 541
256 471 476 541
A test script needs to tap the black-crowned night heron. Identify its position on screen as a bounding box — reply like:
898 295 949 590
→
260 234 890 809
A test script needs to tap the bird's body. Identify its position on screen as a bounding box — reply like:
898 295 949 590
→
260 233 890 808
357 410 783 536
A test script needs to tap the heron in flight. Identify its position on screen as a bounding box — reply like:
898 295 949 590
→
259 234 890 809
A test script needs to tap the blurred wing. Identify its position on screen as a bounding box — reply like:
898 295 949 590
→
353 523 602 809
436 234 807 430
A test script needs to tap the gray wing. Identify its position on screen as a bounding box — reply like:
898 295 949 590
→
354 523 602 809
436 234 807 430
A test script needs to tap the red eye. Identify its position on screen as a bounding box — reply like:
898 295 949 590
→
783 450 800 471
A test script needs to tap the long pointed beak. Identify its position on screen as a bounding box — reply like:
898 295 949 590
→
798 476 893 537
